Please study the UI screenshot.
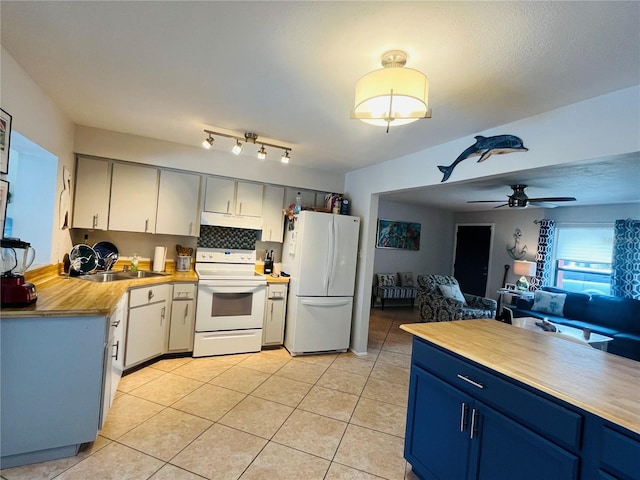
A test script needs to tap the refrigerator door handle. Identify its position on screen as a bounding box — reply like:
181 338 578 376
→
323 220 334 290
329 219 339 288
301 299 351 307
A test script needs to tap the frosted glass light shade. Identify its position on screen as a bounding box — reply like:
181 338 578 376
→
353 67 429 126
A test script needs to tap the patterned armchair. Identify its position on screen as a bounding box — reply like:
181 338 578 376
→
416 274 497 322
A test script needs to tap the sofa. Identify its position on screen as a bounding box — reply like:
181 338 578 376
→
511 286 640 362
416 274 497 322
372 272 417 309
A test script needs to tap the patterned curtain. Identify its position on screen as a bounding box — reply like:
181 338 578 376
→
611 219 640 299
532 219 556 290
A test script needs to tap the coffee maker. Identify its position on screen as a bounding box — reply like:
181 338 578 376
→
1 238 38 308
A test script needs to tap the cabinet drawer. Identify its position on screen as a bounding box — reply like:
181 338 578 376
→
129 284 170 308
173 283 196 300
599 426 640 480
412 336 583 450
268 284 287 299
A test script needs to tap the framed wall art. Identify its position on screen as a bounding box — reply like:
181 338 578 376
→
1 109 12 174
376 218 421 250
0 179 9 238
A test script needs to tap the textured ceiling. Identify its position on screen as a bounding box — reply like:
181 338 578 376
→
2 1 639 178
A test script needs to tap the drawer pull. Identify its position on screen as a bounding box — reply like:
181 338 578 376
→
457 374 484 389
460 403 468 432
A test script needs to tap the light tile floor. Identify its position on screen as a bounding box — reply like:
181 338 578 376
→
1 308 421 480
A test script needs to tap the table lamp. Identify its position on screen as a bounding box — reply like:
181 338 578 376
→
513 260 537 291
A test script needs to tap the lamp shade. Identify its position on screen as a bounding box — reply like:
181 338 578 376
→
353 67 429 126
513 260 537 277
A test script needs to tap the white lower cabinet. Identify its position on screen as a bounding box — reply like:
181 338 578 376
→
263 283 288 346
125 284 171 368
110 294 128 405
168 283 196 352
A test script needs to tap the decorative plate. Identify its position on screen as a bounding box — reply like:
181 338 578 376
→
69 244 98 274
93 241 119 270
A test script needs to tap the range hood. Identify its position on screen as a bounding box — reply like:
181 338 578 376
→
200 211 263 230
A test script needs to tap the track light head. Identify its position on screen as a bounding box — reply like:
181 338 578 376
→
202 135 214 149
257 145 267 160
281 150 291 164
232 140 243 155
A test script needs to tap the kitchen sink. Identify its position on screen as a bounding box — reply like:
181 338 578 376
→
77 270 168 282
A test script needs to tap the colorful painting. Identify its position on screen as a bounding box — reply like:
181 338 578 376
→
376 219 421 250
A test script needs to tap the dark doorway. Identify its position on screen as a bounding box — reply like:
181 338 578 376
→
453 224 493 297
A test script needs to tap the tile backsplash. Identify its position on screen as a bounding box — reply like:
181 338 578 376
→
198 225 258 250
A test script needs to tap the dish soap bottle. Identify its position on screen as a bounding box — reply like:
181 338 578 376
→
131 253 139 272
294 192 302 214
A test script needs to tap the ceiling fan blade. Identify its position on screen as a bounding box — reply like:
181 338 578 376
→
467 200 505 203
493 203 509 209
527 197 577 202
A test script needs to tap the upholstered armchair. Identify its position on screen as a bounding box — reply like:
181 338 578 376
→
416 274 497 322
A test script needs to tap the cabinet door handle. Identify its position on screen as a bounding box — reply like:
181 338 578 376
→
93 214 98 228
457 374 484 389
460 403 468 432
113 340 120 361
270 302 274 319
189 222 193 235
226 200 230 213
470 408 479 439
184 303 189 324
145 218 149 232
161 306 166 325
148 290 154 301
238 202 243 215
111 319 120 328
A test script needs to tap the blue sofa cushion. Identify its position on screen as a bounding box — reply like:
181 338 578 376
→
608 332 640 361
542 287 591 319
583 294 640 333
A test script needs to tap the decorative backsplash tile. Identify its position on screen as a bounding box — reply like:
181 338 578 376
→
198 225 258 250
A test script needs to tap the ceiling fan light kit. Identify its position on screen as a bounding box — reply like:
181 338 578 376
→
202 129 292 164
352 50 431 132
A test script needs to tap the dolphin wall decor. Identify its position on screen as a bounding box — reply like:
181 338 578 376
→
438 134 528 182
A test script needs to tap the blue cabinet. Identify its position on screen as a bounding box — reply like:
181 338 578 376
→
406 362 578 480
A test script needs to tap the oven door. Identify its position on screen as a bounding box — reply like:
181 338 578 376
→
196 282 266 331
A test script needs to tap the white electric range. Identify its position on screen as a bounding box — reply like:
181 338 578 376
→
193 248 267 357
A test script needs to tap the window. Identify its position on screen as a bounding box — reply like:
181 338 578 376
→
554 226 613 295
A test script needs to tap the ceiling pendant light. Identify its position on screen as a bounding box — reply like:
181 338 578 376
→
202 134 214 149
352 50 431 132
280 150 290 164
257 145 267 160
232 140 243 155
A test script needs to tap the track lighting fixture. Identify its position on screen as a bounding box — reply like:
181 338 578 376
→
202 134 214 149
202 129 293 164
232 140 243 155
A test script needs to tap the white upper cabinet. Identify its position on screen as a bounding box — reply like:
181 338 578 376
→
204 177 236 214
73 156 111 230
109 163 159 233
261 186 285 242
156 171 201 236
236 181 263 217
204 177 263 217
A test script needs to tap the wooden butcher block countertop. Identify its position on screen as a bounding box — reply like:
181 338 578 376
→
401 319 640 435
1 261 199 319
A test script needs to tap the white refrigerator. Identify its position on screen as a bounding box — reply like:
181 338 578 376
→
282 211 360 355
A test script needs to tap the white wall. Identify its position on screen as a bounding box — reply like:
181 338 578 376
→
373 200 454 277
1 47 76 264
346 86 640 354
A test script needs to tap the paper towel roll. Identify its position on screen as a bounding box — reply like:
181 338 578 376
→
153 246 167 272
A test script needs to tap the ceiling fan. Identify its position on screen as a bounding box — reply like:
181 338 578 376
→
468 184 577 209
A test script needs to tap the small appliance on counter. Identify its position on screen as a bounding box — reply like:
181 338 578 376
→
1 238 38 308
264 249 274 274
176 244 193 271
